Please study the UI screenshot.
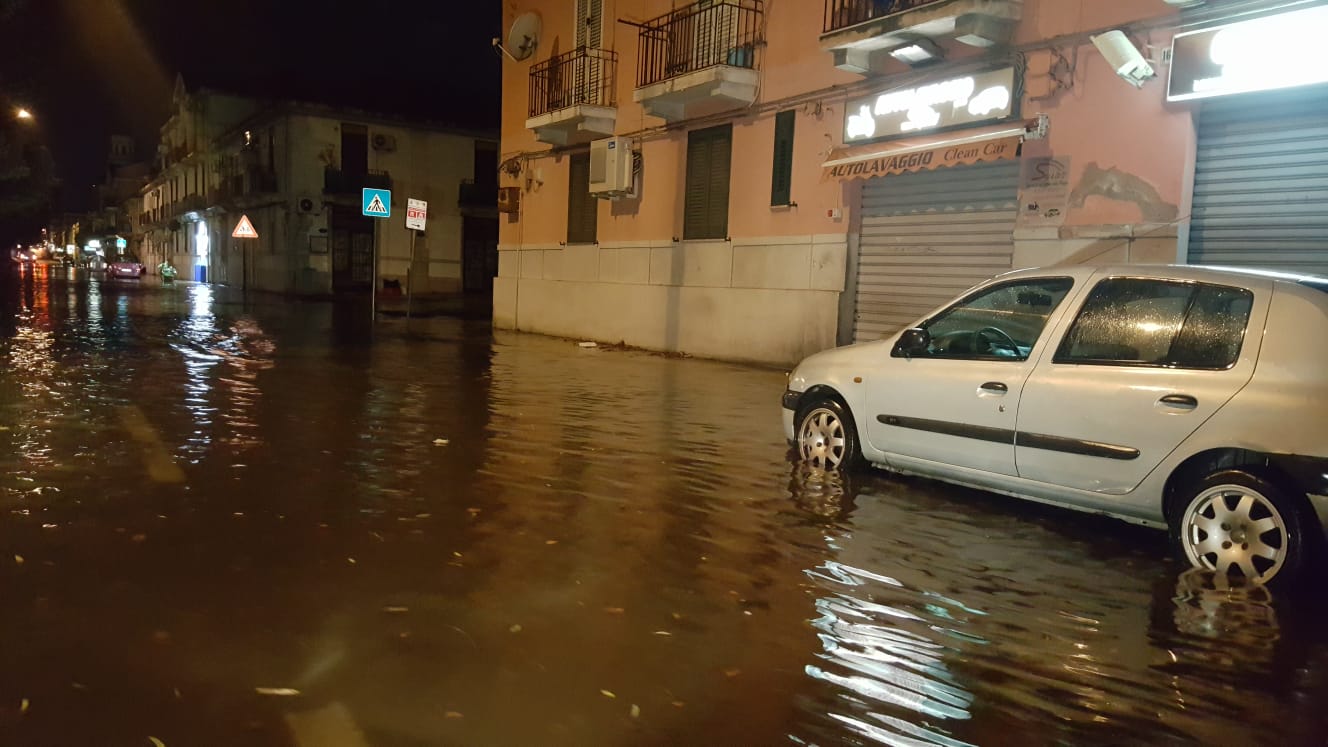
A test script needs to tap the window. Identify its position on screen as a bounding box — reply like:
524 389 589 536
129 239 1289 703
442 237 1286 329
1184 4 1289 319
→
567 152 597 244
1055 278 1253 369
903 278 1074 360
684 124 732 240
771 110 796 206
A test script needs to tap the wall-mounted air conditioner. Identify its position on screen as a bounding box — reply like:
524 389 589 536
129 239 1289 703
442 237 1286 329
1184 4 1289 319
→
589 136 633 197
371 133 398 152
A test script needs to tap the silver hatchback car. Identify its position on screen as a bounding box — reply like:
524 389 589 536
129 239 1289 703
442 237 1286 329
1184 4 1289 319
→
783 265 1328 584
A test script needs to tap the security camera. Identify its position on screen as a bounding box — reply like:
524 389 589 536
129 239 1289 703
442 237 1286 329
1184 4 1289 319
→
1091 30 1156 88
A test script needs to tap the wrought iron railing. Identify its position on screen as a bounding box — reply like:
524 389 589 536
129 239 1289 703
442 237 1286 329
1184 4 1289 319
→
323 168 392 195
823 0 947 34
529 47 618 118
637 0 764 89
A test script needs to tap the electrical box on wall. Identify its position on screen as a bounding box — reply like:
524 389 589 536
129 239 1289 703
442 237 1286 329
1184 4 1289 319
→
497 186 521 214
589 136 634 198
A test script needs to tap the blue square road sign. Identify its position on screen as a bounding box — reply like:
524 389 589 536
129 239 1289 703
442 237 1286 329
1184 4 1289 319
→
362 188 392 218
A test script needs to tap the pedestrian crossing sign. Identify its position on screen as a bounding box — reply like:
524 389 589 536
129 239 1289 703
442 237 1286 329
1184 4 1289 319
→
362 188 391 218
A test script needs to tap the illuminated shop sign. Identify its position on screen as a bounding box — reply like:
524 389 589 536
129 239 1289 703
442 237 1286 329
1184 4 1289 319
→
843 67 1016 144
1168 5 1328 101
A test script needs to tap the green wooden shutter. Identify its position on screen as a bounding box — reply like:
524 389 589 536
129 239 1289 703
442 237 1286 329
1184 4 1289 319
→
567 152 597 244
771 110 795 206
684 124 732 240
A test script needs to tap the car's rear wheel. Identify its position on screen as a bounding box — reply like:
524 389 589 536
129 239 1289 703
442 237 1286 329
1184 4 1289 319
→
795 398 862 472
1174 470 1314 585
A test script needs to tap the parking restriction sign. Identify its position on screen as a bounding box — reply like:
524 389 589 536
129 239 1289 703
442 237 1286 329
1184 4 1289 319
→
406 199 427 231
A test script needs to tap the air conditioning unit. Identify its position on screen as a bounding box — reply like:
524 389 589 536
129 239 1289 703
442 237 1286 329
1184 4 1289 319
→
589 136 634 197
295 195 320 215
497 186 521 214
371 133 397 152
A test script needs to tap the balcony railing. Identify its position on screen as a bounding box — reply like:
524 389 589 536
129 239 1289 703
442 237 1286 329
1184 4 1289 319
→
529 47 618 119
459 179 498 210
823 0 947 33
324 168 392 195
637 0 764 88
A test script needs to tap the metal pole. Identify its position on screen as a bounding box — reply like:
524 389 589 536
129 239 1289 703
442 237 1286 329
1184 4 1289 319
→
406 228 416 322
370 218 379 324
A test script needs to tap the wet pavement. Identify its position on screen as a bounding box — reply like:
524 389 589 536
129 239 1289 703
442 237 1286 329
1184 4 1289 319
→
2 263 1327 746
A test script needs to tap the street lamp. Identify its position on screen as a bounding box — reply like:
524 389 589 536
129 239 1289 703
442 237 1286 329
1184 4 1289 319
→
15 108 34 121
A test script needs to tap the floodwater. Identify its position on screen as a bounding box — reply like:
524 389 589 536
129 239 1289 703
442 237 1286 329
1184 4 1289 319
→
1 263 1326 747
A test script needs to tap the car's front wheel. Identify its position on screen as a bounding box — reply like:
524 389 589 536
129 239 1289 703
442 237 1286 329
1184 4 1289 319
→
795 398 862 472
1174 470 1315 585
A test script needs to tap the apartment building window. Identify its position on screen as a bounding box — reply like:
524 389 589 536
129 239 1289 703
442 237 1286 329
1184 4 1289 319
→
771 110 795 207
567 152 597 244
684 124 732 241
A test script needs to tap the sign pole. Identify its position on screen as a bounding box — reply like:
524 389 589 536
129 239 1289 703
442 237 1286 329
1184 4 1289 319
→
370 219 379 324
406 228 416 322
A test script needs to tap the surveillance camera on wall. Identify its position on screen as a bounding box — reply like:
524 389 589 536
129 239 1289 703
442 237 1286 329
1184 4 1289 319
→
1091 30 1156 88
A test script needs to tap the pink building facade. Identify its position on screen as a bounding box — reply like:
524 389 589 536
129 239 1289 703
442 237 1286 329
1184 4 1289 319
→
496 0 1328 364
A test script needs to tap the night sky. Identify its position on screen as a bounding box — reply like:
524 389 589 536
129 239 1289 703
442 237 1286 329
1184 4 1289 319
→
0 0 502 211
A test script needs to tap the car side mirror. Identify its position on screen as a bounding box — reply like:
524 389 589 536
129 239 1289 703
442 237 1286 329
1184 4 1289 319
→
894 327 930 358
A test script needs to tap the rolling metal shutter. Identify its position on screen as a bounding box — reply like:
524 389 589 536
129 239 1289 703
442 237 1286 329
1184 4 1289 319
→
853 159 1019 342
1189 86 1328 274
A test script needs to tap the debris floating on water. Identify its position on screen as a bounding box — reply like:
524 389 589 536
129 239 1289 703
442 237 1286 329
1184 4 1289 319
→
630 704 641 719
432 438 449 446
509 624 522 633
600 689 616 699
255 688 301 697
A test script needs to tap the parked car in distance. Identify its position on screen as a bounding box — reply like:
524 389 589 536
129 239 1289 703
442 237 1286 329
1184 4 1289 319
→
106 255 146 279
783 265 1328 585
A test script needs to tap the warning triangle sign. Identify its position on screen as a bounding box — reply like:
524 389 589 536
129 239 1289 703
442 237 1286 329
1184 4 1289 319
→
232 214 258 239
364 195 388 216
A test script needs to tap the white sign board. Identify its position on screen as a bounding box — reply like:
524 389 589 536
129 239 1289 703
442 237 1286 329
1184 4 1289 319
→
843 67 1016 144
406 198 428 231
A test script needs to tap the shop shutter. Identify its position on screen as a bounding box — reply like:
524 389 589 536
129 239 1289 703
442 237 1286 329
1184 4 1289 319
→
852 159 1019 342
567 152 597 244
1189 85 1328 274
684 124 732 240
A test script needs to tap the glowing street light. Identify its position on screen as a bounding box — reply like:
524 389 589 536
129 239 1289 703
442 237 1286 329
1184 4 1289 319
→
15 108 34 121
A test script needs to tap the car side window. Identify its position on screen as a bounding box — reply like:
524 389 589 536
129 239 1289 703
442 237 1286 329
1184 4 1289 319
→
906 278 1074 361
1054 278 1253 369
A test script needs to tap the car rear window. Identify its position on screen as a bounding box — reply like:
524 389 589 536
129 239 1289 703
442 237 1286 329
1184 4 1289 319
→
1055 278 1253 369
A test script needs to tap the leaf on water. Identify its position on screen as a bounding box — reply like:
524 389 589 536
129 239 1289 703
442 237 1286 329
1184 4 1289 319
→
509 624 522 633
432 439 449 446
466 507 481 515
149 737 166 747
452 552 463 558
415 513 431 519
255 687 301 696
444 711 464 719
20 697 30 713
630 704 641 719
600 690 616 699
13 555 22 565
652 631 672 636
672 700 686 708
604 607 625 615
545 540 558 545
724 669 742 678
383 606 409 614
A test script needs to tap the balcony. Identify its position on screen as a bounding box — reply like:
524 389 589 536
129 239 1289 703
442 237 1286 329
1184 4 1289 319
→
821 0 1021 75
458 179 498 211
633 0 763 122
526 47 618 146
170 194 207 218
324 168 392 195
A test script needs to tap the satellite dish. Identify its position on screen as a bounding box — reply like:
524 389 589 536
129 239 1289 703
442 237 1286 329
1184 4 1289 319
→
505 12 542 61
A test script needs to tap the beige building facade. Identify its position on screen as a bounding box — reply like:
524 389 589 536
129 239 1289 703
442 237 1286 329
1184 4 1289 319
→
495 0 1328 365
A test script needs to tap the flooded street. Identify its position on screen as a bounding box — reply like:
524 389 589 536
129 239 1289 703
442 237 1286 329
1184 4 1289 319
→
2 264 1327 746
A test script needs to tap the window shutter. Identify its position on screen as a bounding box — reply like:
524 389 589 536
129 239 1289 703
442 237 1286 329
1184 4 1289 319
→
567 153 597 244
771 110 795 206
684 124 732 240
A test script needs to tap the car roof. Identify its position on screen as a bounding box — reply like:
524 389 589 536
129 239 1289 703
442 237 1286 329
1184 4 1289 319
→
994 263 1326 286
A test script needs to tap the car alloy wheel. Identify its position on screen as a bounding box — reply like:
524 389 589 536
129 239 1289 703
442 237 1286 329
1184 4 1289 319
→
1177 472 1306 584
796 399 860 471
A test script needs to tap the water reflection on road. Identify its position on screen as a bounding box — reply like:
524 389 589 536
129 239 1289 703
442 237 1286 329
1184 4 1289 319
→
1 265 1326 746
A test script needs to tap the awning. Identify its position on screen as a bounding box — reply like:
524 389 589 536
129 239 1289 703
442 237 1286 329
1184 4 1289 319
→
822 120 1039 182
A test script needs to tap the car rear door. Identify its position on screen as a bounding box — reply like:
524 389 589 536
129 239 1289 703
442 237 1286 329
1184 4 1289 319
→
1015 275 1271 493
865 277 1078 477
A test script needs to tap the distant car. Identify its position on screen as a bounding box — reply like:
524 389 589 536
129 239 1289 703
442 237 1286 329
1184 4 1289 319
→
106 255 146 279
784 264 1328 585
10 246 33 264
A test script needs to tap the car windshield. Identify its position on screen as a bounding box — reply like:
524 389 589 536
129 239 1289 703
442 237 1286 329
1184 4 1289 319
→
118 255 141 263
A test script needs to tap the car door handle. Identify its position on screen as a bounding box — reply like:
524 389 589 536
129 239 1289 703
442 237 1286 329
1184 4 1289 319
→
979 381 1008 394
1158 394 1198 409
